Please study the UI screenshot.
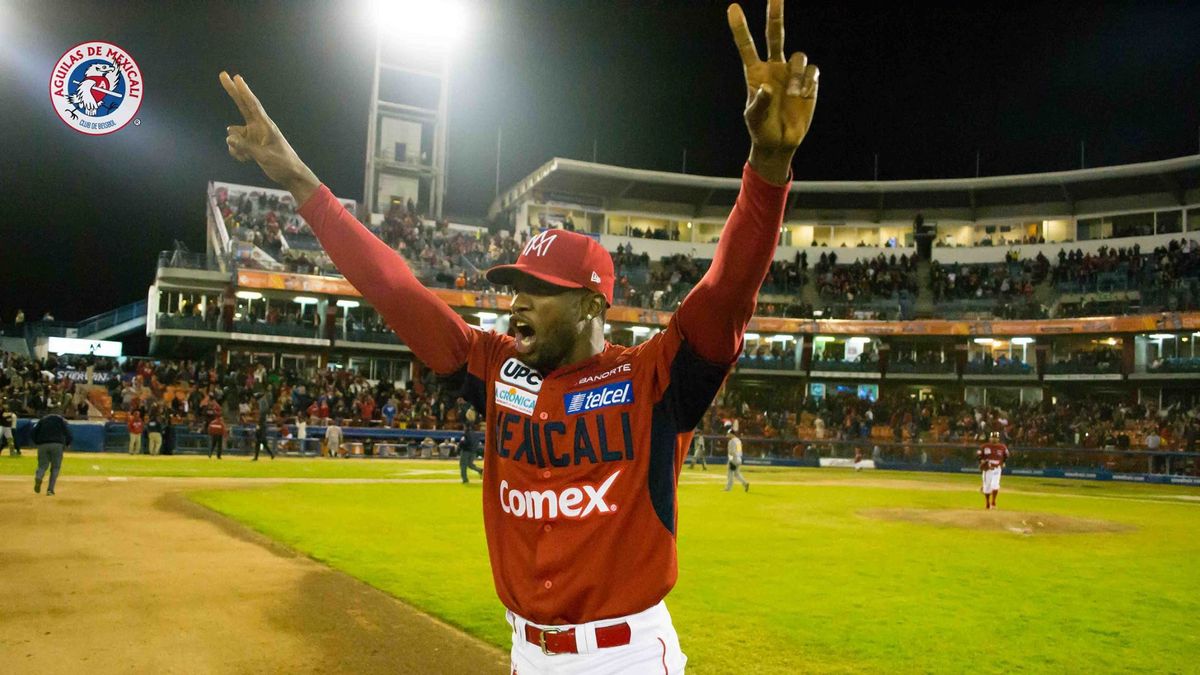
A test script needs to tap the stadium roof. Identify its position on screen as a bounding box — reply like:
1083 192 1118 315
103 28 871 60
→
491 154 1200 222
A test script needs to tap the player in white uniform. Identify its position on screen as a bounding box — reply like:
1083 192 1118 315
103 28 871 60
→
724 425 750 492
977 431 1009 509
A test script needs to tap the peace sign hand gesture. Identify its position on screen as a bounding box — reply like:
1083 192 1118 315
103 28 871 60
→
220 71 319 204
727 0 819 184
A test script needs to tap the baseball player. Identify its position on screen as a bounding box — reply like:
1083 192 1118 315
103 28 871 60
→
977 431 1009 509
724 425 750 492
686 433 708 470
220 0 818 669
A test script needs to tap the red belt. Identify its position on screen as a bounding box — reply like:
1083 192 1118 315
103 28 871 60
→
523 622 631 655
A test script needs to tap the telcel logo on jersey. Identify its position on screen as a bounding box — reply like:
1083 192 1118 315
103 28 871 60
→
495 385 538 416
564 380 633 415
49 41 143 135
500 470 621 520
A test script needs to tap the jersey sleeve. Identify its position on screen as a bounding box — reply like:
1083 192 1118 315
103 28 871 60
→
298 185 473 374
673 162 790 364
633 316 731 434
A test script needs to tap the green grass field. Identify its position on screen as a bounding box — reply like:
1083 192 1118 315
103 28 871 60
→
6 454 1198 672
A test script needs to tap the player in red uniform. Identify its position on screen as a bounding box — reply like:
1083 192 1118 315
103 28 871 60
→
977 431 1009 509
221 1 818 670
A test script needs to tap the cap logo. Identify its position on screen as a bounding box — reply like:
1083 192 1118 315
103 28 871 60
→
522 231 558 258
591 271 601 283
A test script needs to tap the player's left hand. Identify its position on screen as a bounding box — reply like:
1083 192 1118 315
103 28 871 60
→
727 0 819 182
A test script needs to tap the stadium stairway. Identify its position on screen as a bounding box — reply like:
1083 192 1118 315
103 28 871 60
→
1032 274 1056 310
12 300 147 354
0 337 30 357
801 267 820 308
914 258 935 317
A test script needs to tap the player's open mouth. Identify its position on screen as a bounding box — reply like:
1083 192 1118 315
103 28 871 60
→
511 317 537 354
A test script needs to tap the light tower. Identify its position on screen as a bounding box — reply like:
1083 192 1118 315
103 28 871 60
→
363 1 467 221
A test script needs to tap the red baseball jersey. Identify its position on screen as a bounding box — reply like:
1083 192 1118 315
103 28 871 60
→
977 442 1008 469
458 317 725 625
299 162 788 627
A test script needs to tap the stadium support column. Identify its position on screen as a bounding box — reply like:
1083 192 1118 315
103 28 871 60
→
364 35 451 221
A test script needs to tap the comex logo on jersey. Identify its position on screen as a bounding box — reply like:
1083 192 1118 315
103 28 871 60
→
500 470 621 520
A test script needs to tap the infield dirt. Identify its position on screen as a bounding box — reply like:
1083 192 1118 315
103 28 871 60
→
0 477 508 674
859 507 1136 534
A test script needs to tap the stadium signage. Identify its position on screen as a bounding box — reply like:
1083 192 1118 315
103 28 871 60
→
55 369 114 383
49 41 143 135
499 470 621 520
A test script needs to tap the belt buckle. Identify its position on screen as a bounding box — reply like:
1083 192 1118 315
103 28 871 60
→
539 627 563 656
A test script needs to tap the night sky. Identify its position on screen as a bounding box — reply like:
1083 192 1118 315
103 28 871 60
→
2 1 1199 322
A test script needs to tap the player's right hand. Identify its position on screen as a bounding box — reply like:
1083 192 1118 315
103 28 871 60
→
220 71 319 204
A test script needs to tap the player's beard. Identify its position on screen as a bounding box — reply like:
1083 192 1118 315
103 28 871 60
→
522 317 577 373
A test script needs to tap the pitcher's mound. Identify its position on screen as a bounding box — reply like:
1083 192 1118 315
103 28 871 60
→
859 508 1134 535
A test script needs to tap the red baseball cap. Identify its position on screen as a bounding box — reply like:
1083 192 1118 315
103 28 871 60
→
486 229 615 304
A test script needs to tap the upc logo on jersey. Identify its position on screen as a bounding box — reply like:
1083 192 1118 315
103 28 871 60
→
564 380 633 415
499 357 542 392
495 385 538 416
50 41 143 135
500 470 621 520
522 230 558 257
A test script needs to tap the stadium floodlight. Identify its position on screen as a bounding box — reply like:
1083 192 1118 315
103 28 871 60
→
235 291 262 300
973 338 994 345
336 299 361 309
1149 333 1176 340
366 0 469 47
1010 337 1035 345
293 296 319 305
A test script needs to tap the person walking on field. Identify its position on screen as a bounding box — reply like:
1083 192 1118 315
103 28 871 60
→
32 412 72 496
145 407 165 455
724 424 750 492
324 418 343 458
458 417 484 484
207 412 227 459
687 432 708 470
1 400 20 456
220 1 816 667
977 430 1009 509
127 410 144 455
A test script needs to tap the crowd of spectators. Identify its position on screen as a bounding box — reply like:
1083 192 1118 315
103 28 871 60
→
814 252 917 302
707 388 1200 457
0 350 471 437
6 350 1200 474
1052 239 1200 312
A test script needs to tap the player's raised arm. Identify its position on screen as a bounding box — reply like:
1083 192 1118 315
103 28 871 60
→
675 0 819 363
219 72 473 374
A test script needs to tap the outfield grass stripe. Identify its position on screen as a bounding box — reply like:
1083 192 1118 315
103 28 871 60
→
184 469 1199 674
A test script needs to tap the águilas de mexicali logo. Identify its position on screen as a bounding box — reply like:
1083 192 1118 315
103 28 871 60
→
49 41 143 135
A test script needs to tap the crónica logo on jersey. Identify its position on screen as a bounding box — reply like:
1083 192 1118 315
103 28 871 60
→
49 41 143 135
